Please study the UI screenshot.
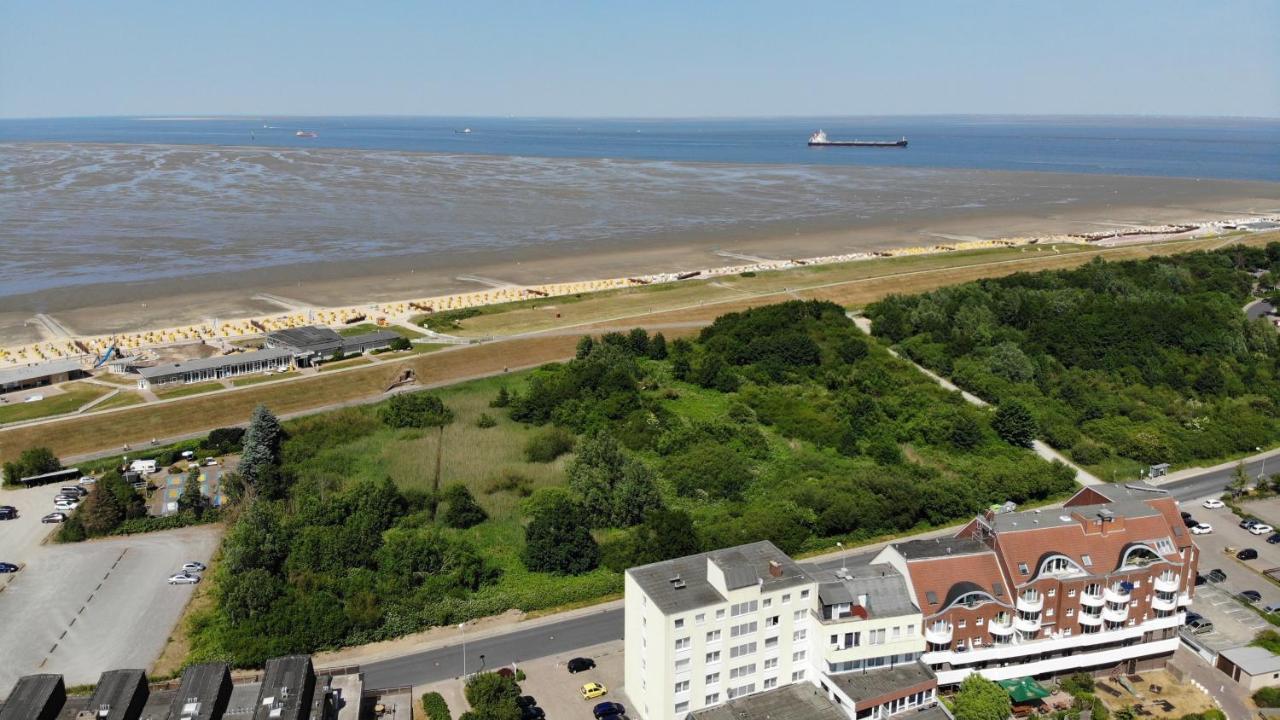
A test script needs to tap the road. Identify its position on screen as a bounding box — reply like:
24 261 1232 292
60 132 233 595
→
1162 457 1276 503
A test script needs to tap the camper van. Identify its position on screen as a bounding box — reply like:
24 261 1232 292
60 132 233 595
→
129 459 158 475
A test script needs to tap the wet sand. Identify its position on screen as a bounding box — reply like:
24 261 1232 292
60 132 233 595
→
2 142 1279 345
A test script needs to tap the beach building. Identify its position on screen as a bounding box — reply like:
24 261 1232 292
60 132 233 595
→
167 663 232 720
624 541 937 720
135 348 291 389
1217 646 1280 692
0 674 65 720
264 325 398 367
82 669 149 720
873 482 1196 686
0 358 87 394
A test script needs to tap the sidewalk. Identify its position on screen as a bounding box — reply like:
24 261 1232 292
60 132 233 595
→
1170 646 1252 720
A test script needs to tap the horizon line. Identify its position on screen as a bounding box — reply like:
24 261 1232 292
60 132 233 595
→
2 112 1279 122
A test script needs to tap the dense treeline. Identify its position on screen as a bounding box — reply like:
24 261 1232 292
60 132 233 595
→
867 244 1280 469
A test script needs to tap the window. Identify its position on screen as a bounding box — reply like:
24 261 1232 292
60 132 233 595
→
730 642 757 659
731 601 759 617
764 657 779 670
957 620 966 629
1081 554 1093 567
730 664 757 680
675 637 691 651
892 626 902 639
675 618 685 629
764 636 779 650
1046 609 1055 617
706 651 721 664
675 701 689 714
1156 538 1175 554
1066 608 1075 617
707 630 722 643
1018 562 1029 575
793 629 807 642
793 650 807 662
782 593 791 604
1048 588 1056 597
792 670 807 682
675 680 690 694
706 672 720 685
1068 589 1077 597
926 591 939 605
763 597 772 608
696 613 705 625
765 615 779 627
763 677 778 690
868 628 886 645
975 618 984 627
705 694 720 705
801 590 810 600
730 622 758 638
727 684 756 700
794 610 806 621
675 658 690 672
716 609 726 620
1064 629 1073 637
830 634 838 646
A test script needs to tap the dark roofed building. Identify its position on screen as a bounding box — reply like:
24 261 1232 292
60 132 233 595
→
168 663 232 720
0 674 66 720
0 359 87 393
85 669 148 720
254 656 316 720
136 349 291 389
626 540 811 615
824 661 938 715
265 326 398 366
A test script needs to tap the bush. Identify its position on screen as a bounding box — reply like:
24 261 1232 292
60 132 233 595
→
441 484 488 529
485 470 533 497
380 393 455 429
475 413 498 429
523 427 576 463
421 692 452 720
1059 672 1094 695
1254 688 1280 708
2 446 61 486
389 337 412 352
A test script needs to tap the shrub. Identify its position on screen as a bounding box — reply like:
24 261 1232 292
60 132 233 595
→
380 393 455 429
523 427 576 463
992 400 1037 448
389 336 412 351
1059 672 1094 694
204 427 246 454
485 470 533 496
490 386 511 408
475 413 498 429
1255 688 1280 708
441 484 488 529
421 692 452 720
2 446 61 487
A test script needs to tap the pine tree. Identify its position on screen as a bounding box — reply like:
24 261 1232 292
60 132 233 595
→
575 335 595 360
240 404 283 490
992 400 1037 448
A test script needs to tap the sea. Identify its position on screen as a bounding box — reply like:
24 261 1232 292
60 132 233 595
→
1 116 1278 310
2 115 1278 180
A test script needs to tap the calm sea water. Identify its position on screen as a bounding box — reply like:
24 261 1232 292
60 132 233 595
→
2 115 1278 181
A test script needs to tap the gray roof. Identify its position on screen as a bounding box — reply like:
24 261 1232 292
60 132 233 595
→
688 684 847 720
987 499 1162 533
0 674 64 720
86 669 148 720
895 537 992 561
341 330 400 351
0 358 83 387
628 541 811 615
169 663 232 720
138 348 291 379
1221 646 1280 675
826 662 937 704
804 563 919 618
254 655 315 720
267 326 343 350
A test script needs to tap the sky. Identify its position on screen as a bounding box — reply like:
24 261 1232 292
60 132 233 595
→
1 0 1277 119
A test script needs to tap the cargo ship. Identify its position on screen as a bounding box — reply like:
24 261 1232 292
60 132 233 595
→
808 130 907 147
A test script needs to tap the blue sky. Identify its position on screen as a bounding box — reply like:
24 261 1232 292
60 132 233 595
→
1 0 1277 118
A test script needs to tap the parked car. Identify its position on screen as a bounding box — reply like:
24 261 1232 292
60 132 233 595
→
1188 617 1214 634
1191 523 1213 535
204 458 218 467
1263 603 1280 614
1183 516 1198 528
580 683 607 700
1203 499 1226 509
1251 524 1275 536
1185 611 1204 624
516 697 538 709
1268 533 1280 545
167 573 200 585
181 562 207 573
1241 590 1264 603
520 706 545 720
1206 568 1228 583
41 512 67 524
54 501 79 512
594 702 627 719
55 493 81 504
60 486 88 498
0 562 19 573
567 657 597 673
0 506 17 520
1241 518 1261 529
1239 548 1260 560
78 475 97 485
1180 511 1193 520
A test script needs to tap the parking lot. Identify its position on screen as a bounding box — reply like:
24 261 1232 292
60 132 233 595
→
416 639 628 720
1179 494 1280 651
0 481 220 695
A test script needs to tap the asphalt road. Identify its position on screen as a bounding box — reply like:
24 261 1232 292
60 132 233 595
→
1162 458 1276 504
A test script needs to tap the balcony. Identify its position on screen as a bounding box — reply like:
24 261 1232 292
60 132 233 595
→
1014 616 1041 633
924 623 953 645
1178 592 1193 606
989 620 1016 637
1102 605 1129 623
1079 592 1106 608
1104 586 1131 604
1016 594 1044 612
1077 612 1103 626
1152 594 1177 612
1154 574 1180 593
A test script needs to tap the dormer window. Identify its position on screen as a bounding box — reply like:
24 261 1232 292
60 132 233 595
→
1018 562 1029 575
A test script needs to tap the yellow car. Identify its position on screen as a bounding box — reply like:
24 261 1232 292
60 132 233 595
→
581 682 608 700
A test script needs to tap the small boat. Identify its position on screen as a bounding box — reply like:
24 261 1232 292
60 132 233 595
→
808 130 907 148
455 128 473 134
295 130 318 138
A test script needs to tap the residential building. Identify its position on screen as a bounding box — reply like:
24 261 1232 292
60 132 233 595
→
1217 646 1280 692
0 674 65 720
167 663 232 720
625 541 937 720
83 669 149 720
874 482 1196 686
136 348 291 389
254 655 317 720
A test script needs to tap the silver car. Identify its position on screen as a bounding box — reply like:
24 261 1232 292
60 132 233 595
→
167 573 200 585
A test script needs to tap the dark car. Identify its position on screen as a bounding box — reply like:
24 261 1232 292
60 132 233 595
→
0 562 18 573
1242 518 1261 529
1183 516 1198 528
520 706 545 720
1269 533 1280 545
1185 611 1204 624
594 701 627 718
41 512 67 524
0 505 16 520
1180 511 1193 520
1241 590 1264 603
516 696 538 709
1195 573 1207 586
1239 548 1260 560
1207 568 1228 584
567 657 596 673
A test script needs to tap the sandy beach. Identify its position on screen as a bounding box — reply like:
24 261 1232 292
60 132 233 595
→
2 142 1279 347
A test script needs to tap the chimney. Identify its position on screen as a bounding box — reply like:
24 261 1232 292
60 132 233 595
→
768 560 783 578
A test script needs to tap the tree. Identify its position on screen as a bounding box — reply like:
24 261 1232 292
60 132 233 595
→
992 400 1037 448
389 336 412 351
950 412 984 450
221 567 283 622
380 392 455 429
3 446 61 486
575 335 595 360
567 434 662 527
648 332 668 360
79 481 125 536
627 327 650 356
952 674 1012 720
661 442 750 500
441 484 488 529
205 427 246 454
1228 462 1249 496
177 468 210 519
523 495 599 574
627 509 701 566
240 404 284 489
464 672 521 710
490 386 511 408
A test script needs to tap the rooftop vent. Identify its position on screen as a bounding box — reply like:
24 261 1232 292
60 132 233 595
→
669 574 686 590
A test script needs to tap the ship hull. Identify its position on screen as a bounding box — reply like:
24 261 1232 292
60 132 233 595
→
809 140 907 147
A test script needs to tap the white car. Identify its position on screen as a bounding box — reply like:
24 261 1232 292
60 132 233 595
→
181 562 207 573
1203 499 1226 509
78 475 97 485
1251 524 1275 535
1191 523 1213 535
54 500 79 512
168 573 200 585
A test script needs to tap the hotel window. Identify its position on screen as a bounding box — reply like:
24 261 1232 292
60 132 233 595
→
957 620 966 629
793 650 807 662
1018 562 1029 575
763 598 772 608
675 658 691 672
707 630 722 643
1048 588 1056 597
792 670 807 682
716 609 726 620
705 694 719 705
793 629 808 642
764 636 779 650
730 642 757 659
731 601 759 617
675 680 690 694
765 615 780 627
1068 589 1077 597
706 651 721 664
730 664 757 680
706 672 720 685
975 618 984 627
764 677 778 690
675 637 691 651
675 701 689 714
696 613 705 625
794 610 806 621
764 657 779 670
675 618 685 629
1081 554 1093 567
782 594 791 604
801 590 810 600
1066 608 1075 617
730 622 758 638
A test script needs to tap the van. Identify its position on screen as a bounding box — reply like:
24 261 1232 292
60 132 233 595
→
129 459 158 475
180 450 195 460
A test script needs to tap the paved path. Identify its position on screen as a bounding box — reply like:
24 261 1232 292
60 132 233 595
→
1170 646 1251 720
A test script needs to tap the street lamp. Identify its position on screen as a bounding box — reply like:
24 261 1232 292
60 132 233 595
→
459 622 466 678
479 654 486 674
837 541 846 574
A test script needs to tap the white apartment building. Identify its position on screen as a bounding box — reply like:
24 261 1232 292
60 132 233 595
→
624 541 943 720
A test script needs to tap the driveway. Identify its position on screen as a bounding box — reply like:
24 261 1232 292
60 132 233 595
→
0 482 221 695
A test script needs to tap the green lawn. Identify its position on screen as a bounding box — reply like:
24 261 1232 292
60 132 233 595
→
0 382 112 425
317 357 374 372
154 381 225 399
232 371 301 387
94 391 146 411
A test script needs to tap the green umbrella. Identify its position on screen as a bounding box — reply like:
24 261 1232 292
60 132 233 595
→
998 677 1052 703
